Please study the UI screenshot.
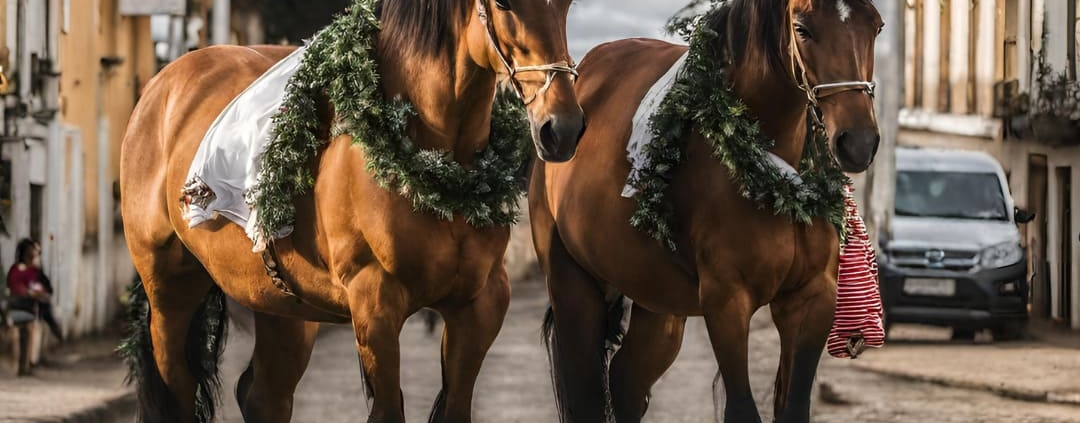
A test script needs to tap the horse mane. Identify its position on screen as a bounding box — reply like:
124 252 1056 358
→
711 0 791 77
376 0 471 58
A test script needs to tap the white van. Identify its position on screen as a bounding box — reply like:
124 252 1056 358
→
878 147 1034 340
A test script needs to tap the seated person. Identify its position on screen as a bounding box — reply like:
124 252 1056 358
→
6 239 64 375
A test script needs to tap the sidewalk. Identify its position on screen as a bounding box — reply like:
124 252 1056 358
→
846 325 1080 406
0 333 133 423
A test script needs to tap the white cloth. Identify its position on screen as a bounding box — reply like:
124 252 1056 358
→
621 52 689 198
181 46 307 250
620 51 802 197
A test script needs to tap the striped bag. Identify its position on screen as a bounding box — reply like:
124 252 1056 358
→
827 184 886 358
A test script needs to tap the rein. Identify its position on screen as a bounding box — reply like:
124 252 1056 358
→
475 0 578 105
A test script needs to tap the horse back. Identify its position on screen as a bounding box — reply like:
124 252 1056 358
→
574 39 688 135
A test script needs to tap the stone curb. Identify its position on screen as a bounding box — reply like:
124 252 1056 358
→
850 362 1080 406
26 389 135 423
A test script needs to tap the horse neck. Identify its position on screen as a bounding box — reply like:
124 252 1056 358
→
731 63 808 168
375 32 497 164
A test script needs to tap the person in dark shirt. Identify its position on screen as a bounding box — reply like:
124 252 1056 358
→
7 238 63 343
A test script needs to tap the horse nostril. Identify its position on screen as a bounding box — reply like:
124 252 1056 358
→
833 128 880 172
836 131 850 148
540 120 556 145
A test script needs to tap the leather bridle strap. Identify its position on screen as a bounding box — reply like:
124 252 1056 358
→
475 0 578 105
786 5 875 107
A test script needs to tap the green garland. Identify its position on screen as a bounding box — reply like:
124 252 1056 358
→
248 0 531 241
629 5 849 251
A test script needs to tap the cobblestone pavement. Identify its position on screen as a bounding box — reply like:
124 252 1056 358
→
208 280 1080 423
0 335 131 423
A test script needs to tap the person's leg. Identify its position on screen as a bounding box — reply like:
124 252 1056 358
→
17 323 31 376
37 301 63 342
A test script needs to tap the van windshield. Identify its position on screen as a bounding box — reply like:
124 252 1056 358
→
894 171 1008 220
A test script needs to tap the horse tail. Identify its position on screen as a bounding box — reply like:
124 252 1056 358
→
120 278 229 423
187 285 228 422
542 298 629 423
540 306 572 422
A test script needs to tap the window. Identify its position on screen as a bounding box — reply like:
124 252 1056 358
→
895 171 1009 221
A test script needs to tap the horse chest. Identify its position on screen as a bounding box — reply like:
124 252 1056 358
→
331 207 509 300
317 146 509 291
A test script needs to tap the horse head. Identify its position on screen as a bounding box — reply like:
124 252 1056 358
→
787 0 884 172
472 0 585 162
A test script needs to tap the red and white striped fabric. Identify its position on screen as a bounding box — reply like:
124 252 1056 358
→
827 184 886 359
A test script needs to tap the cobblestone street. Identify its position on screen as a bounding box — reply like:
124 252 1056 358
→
207 280 1080 423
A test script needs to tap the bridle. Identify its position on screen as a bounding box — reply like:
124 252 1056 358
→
476 0 578 105
786 5 875 123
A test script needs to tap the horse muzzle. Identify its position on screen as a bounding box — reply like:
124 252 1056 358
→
532 110 586 163
833 127 880 173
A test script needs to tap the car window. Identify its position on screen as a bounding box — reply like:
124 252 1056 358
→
895 171 1008 220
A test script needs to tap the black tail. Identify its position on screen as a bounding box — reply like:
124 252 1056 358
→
541 300 628 423
119 278 229 423
541 306 573 422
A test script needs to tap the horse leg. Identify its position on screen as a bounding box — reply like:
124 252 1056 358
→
770 275 835 423
349 268 409 423
542 234 610 423
701 286 760 423
428 268 511 423
143 267 215 423
236 312 319 423
608 305 685 423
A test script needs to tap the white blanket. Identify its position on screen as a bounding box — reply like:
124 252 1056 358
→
181 46 307 251
621 51 801 198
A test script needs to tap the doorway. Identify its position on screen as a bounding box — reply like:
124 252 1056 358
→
1028 155 1049 317
1056 167 1072 324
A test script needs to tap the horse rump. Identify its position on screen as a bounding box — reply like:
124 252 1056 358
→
119 278 229 423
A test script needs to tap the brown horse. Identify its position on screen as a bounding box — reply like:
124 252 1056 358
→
531 0 882 422
119 0 583 421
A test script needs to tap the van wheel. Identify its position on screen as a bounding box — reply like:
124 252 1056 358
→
950 328 976 341
992 322 1026 341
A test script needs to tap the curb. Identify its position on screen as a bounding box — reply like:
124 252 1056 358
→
29 390 135 423
850 362 1080 406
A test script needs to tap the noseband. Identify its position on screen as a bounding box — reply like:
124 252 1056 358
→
787 8 875 112
476 0 578 105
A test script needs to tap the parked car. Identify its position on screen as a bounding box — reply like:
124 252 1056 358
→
878 147 1035 341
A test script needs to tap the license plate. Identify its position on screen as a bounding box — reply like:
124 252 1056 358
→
903 278 956 297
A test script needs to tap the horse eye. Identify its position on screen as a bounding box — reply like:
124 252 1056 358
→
877 24 885 35
795 25 813 40
494 0 511 10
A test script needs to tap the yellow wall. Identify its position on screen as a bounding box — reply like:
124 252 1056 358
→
58 0 154 236
0 0 7 74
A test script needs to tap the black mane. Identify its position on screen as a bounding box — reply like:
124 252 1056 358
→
710 0 790 75
377 0 471 57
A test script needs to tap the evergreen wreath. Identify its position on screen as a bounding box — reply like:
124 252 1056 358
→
629 4 849 251
248 0 531 242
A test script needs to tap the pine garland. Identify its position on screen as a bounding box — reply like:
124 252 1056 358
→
630 4 849 251
248 0 531 242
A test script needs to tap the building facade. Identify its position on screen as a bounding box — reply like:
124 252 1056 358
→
899 0 1080 331
1 0 154 339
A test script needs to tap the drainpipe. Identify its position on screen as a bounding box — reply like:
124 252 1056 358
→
95 54 119 330
62 125 81 336
212 0 231 45
1019 0 1031 92
43 0 65 337
867 0 904 247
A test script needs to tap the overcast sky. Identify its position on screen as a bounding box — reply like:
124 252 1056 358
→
565 0 686 60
